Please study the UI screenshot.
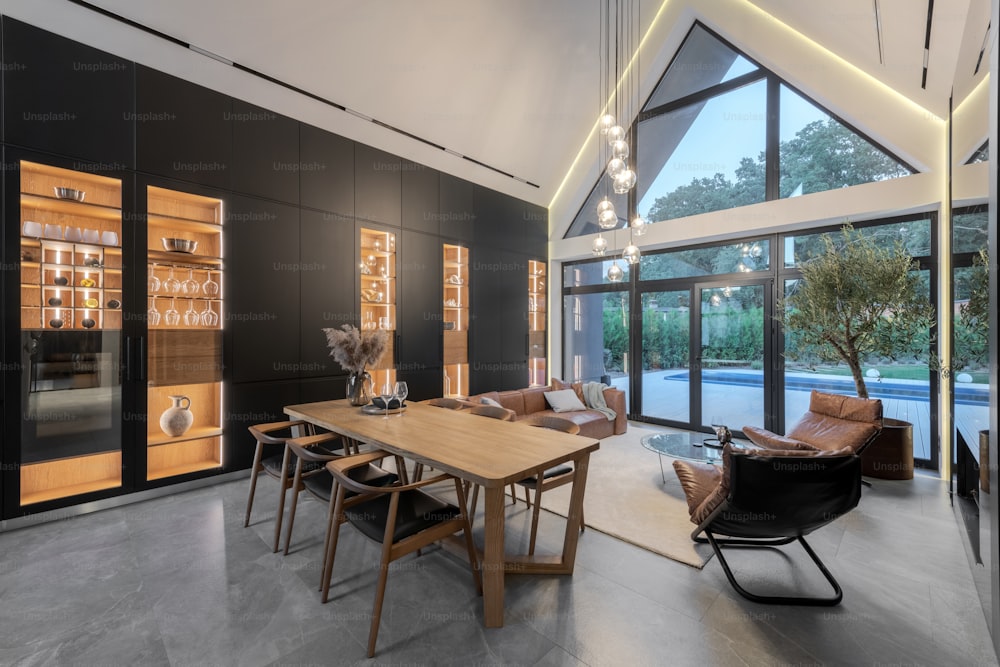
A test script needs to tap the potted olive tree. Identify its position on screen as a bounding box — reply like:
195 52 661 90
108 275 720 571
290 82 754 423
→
780 224 935 479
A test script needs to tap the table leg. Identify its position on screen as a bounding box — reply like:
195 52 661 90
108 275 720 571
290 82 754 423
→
657 453 666 483
482 485 505 627
559 452 591 572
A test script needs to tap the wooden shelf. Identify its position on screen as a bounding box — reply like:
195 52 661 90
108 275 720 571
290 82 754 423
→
147 426 224 447
148 215 223 234
20 451 122 506
147 459 222 481
20 193 121 218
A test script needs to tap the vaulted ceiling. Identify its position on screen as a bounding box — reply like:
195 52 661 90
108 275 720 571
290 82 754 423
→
65 0 992 209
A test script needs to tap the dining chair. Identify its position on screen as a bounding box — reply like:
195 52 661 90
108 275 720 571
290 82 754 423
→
320 450 482 658
517 414 586 555
245 420 328 550
467 403 518 516
280 434 397 557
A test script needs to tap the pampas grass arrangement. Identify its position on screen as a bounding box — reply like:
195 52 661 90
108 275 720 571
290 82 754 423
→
323 324 388 373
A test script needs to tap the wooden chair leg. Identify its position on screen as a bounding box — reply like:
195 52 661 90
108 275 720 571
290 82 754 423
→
367 561 391 658
272 444 293 553
243 443 264 527
321 489 346 603
282 459 305 555
509 483 517 505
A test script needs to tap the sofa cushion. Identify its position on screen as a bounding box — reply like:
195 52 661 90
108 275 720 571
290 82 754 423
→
521 386 550 414
544 389 588 413
742 426 815 451
479 396 503 408
551 378 586 405
496 390 525 416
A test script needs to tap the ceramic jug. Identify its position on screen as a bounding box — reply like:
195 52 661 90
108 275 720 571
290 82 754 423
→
160 395 194 437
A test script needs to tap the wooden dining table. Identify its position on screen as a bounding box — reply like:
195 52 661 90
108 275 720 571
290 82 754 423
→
283 399 600 628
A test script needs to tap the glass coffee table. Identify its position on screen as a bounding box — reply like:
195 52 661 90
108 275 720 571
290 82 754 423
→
641 431 750 483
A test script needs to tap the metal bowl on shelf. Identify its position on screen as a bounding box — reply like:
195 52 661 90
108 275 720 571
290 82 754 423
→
53 187 86 202
161 237 198 253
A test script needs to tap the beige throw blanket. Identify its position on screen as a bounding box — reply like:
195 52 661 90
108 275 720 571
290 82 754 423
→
582 382 616 421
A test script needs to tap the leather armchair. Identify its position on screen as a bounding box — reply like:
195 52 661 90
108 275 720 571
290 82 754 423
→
742 390 882 454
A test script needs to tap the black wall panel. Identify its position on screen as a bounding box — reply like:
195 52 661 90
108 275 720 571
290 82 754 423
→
228 380 301 471
439 173 475 242
300 123 354 218
355 144 400 225
401 161 439 234
136 66 232 189
299 209 355 378
3 17 134 167
398 230 442 369
227 196 300 383
232 100 300 205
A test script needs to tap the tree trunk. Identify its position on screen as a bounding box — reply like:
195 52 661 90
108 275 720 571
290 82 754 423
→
848 360 868 399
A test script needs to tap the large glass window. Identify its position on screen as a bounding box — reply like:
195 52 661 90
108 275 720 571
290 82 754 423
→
637 80 767 222
563 290 630 402
952 206 989 451
779 86 911 198
640 239 769 280
640 290 691 422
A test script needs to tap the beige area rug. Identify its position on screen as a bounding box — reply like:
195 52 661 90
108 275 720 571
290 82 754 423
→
537 424 715 569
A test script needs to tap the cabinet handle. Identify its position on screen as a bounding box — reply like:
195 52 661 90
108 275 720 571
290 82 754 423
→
525 333 529 356
125 336 133 381
138 337 147 381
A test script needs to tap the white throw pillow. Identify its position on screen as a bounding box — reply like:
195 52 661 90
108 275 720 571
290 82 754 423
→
544 389 587 413
480 396 503 408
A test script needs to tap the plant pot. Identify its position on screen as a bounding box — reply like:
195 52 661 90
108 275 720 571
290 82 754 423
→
861 417 914 480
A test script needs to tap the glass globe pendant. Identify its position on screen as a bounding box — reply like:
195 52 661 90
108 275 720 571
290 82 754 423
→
607 157 626 179
622 243 641 265
630 214 647 236
599 113 616 135
592 235 608 256
611 139 629 161
607 260 624 282
613 167 636 194
607 125 626 144
596 197 618 229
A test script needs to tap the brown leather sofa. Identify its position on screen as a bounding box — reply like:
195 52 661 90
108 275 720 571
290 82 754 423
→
467 381 626 440
741 390 882 454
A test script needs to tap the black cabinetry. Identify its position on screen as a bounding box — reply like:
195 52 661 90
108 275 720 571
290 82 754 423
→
440 174 475 242
300 124 354 218
232 101 299 205
402 161 439 234
355 145 401 225
299 209 355 378
398 230 442 398
2 17 134 167
227 196 300 383
136 66 232 189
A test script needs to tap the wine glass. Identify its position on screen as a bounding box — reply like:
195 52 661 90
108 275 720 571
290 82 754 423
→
393 381 408 416
163 266 180 294
148 266 161 293
201 270 219 297
200 301 219 327
379 382 395 420
182 268 199 296
147 296 161 326
164 298 180 326
184 300 200 326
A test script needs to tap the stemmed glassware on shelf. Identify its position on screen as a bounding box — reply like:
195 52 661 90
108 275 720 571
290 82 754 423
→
184 300 200 326
182 267 200 296
164 298 180 326
201 270 220 297
148 265 161 293
163 266 180 294
148 296 161 326
200 301 219 327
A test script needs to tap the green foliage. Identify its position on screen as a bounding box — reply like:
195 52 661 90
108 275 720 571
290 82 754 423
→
954 249 990 370
779 224 934 398
645 119 909 223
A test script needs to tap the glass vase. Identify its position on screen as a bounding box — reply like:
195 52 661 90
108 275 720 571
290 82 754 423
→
347 371 373 406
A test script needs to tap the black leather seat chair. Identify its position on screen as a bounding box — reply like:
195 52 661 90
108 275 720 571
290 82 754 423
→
673 443 861 605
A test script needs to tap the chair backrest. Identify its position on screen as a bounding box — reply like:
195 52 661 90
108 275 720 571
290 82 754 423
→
710 449 861 539
786 390 882 453
469 404 516 421
524 414 581 435
426 397 465 410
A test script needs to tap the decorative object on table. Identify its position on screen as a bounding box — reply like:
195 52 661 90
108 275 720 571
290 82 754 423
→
705 423 732 449
53 186 85 201
323 324 389 407
160 395 194 437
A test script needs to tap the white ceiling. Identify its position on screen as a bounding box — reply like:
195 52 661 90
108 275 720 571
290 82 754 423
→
69 0 992 209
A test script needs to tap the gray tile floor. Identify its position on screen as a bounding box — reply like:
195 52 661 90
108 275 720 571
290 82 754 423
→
0 451 997 666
